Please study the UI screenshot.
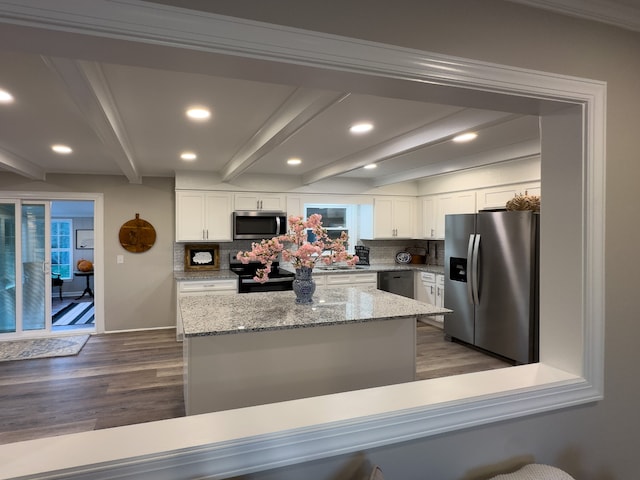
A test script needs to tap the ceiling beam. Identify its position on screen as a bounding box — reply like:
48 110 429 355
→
221 89 349 182
41 57 142 184
0 147 46 180
374 139 541 186
301 109 514 185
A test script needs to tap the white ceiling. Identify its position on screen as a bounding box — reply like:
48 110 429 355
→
0 3 542 189
1 0 635 189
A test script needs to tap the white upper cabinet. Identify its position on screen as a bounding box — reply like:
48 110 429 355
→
176 191 232 242
475 182 541 211
362 196 416 239
434 191 476 238
420 196 437 239
420 191 476 239
234 193 285 211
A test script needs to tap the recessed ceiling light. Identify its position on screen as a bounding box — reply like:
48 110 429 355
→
186 107 211 120
363 163 377 169
287 158 302 165
51 144 72 154
181 151 197 161
0 89 14 103
452 132 478 143
350 123 374 134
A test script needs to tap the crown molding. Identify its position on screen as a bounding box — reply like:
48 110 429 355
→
508 0 640 32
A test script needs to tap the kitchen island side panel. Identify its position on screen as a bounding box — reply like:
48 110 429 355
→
185 317 416 415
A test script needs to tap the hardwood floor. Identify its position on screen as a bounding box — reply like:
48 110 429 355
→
0 323 511 445
416 321 512 380
0 329 184 445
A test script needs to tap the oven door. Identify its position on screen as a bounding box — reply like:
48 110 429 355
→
238 276 293 293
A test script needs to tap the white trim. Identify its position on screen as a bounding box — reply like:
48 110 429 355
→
508 0 640 33
0 191 104 337
104 326 175 334
0 2 605 479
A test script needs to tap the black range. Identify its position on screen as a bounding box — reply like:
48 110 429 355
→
230 258 294 293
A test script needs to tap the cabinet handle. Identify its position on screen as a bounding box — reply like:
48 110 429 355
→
430 285 434 294
203 229 205 240
206 229 209 239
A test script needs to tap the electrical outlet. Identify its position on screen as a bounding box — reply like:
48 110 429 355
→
117 255 124 264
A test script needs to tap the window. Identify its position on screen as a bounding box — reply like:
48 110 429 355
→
305 204 358 253
51 219 72 280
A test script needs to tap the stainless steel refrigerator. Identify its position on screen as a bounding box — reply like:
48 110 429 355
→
444 211 539 364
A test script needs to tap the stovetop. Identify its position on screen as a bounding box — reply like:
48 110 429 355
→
229 260 294 279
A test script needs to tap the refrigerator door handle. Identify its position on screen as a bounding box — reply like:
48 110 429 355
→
471 233 481 305
466 234 475 305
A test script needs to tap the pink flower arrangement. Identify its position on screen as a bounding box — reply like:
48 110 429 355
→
236 214 359 283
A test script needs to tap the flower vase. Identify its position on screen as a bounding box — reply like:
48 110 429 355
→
293 267 316 304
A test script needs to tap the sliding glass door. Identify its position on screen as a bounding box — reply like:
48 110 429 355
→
0 202 17 334
21 203 49 332
0 201 51 337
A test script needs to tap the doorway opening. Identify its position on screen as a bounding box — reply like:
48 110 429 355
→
50 200 95 333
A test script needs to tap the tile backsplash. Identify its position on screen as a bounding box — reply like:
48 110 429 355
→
174 239 444 271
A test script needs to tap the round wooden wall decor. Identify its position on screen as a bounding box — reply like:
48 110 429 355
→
119 213 157 253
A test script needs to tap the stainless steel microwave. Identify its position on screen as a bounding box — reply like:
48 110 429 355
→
233 211 287 240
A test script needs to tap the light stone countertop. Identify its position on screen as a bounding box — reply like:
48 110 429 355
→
174 263 445 281
173 269 237 281
179 286 451 337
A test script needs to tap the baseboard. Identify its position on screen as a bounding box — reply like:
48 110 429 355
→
104 326 176 334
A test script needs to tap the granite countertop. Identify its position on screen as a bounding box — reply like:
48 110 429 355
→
333 264 444 275
179 286 451 337
281 263 445 276
174 263 445 281
174 270 237 281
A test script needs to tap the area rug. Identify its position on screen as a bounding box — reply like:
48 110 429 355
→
0 335 90 362
52 302 95 326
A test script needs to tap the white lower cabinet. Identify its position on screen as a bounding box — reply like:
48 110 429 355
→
435 274 445 324
176 279 237 340
415 271 444 328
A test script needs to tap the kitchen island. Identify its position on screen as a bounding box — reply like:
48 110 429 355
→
180 286 451 415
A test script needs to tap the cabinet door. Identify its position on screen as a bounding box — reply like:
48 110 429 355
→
421 196 437 238
234 193 285 211
435 194 457 238
435 192 476 238
176 191 206 241
372 197 394 238
234 194 261 211
476 182 540 211
204 193 232 241
393 197 416 238
435 274 445 323
259 194 285 211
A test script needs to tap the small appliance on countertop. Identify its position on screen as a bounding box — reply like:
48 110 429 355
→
354 245 370 265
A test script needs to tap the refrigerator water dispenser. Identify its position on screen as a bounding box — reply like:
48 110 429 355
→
449 257 467 282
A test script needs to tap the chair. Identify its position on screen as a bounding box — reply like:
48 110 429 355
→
52 274 63 301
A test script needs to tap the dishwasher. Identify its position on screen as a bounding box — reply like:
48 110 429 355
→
377 270 414 299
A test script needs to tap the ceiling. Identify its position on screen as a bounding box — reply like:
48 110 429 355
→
1 0 637 190
0 51 540 188
0 3 547 189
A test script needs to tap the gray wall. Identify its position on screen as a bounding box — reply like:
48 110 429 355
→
0 1 635 477
0 174 175 331
153 1 635 479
